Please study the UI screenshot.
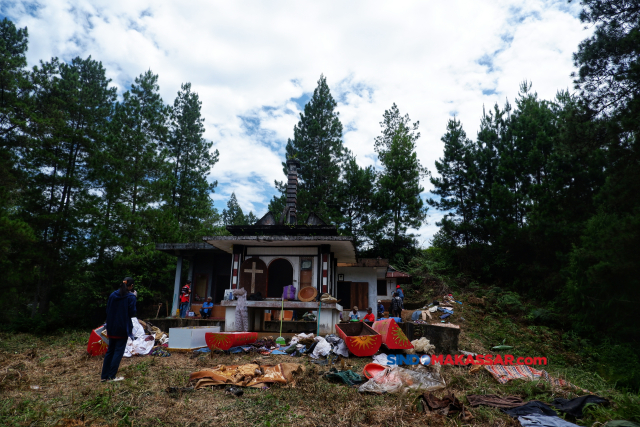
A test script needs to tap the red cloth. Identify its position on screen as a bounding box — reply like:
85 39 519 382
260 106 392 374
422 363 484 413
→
363 313 375 322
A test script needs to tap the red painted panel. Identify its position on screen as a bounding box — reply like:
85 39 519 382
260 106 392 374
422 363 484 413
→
372 318 413 350
87 328 108 356
205 332 258 351
335 323 382 357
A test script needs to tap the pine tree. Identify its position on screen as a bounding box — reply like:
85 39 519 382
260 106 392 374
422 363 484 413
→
23 56 116 315
222 193 246 226
373 103 428 255
429 118 477 246
337 153 376 252
245 211 258 225
0 19 36 306
96 70 170 248
280 74 346 223
167 82 219 238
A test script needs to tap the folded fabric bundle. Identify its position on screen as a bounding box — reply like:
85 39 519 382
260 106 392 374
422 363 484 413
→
466 394 528 409
551 395 608 418
502 401 558 418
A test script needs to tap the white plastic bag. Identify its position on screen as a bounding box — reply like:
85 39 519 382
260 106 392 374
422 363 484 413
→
310 336 331 359
358 365 446 394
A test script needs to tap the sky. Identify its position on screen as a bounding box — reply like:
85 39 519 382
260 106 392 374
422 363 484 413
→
2 0 589 247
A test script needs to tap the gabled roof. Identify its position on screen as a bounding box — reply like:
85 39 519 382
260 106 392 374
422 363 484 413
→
386 264 411 278
337 258 389 268
202 235 357 263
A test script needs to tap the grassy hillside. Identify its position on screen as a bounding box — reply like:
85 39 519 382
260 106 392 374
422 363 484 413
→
1 289 639 426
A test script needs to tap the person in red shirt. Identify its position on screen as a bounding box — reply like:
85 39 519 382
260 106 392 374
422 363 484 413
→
179 280 191 318
362 307 375 322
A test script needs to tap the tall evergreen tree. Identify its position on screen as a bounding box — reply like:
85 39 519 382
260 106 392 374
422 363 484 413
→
0 19 35 316
222 193 246 226
167 82 219 238
22 56 116 316
280 74 346 223
337 153 376 252
429 118 477 246
93 70 170 253
373 104 428 257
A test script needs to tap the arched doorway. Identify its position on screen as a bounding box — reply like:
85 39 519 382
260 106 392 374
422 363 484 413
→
239 257 268 296
267 259 293 298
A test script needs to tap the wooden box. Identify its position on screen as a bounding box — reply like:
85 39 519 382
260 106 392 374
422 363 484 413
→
272 310 293 321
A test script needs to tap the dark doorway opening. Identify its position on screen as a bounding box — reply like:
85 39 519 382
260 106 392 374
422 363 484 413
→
267 259 293 298
337 281 351 309
213 275 229 304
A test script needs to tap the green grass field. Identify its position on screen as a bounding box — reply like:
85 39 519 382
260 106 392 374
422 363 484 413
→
1 294 638 426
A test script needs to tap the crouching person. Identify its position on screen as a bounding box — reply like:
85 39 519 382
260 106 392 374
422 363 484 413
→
200 297 213 319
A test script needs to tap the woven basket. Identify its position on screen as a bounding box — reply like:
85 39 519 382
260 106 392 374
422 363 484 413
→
298 286 318 302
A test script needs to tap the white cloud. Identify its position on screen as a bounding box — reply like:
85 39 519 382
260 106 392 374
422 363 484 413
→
3 0 588 243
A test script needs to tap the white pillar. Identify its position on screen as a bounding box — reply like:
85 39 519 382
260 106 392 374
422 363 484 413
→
171 255 183 317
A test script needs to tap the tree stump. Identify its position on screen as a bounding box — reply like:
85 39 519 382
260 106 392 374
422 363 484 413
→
401 322 460 354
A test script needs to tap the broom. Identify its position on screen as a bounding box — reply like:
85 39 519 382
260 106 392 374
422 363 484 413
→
276 297 286 346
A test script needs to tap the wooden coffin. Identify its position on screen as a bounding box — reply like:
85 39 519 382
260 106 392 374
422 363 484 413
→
87 326 109 356
372 318 413 350
205 332 258 351
335 322 382 357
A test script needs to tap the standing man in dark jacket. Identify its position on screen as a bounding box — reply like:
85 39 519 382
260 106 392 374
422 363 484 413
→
390 292 403 318
101 277 137 382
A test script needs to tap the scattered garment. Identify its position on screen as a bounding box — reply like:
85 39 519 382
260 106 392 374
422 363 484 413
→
373 353 392 366
190 363 305 389
502 401 558 418
310 336 332 359
517 415 580 427
124 319 154 357
484 365 590 392
466 394 528 409
324 368 366 386
551 395 608 418
420 392 473 421
440 313 452 319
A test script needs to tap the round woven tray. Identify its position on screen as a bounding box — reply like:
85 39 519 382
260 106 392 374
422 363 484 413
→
298 286 318 302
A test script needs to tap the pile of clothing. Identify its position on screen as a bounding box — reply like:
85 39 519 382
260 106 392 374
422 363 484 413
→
467 394 609 426
190 363 305 389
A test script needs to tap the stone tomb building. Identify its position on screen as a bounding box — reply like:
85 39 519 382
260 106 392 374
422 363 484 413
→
156 159 409 334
